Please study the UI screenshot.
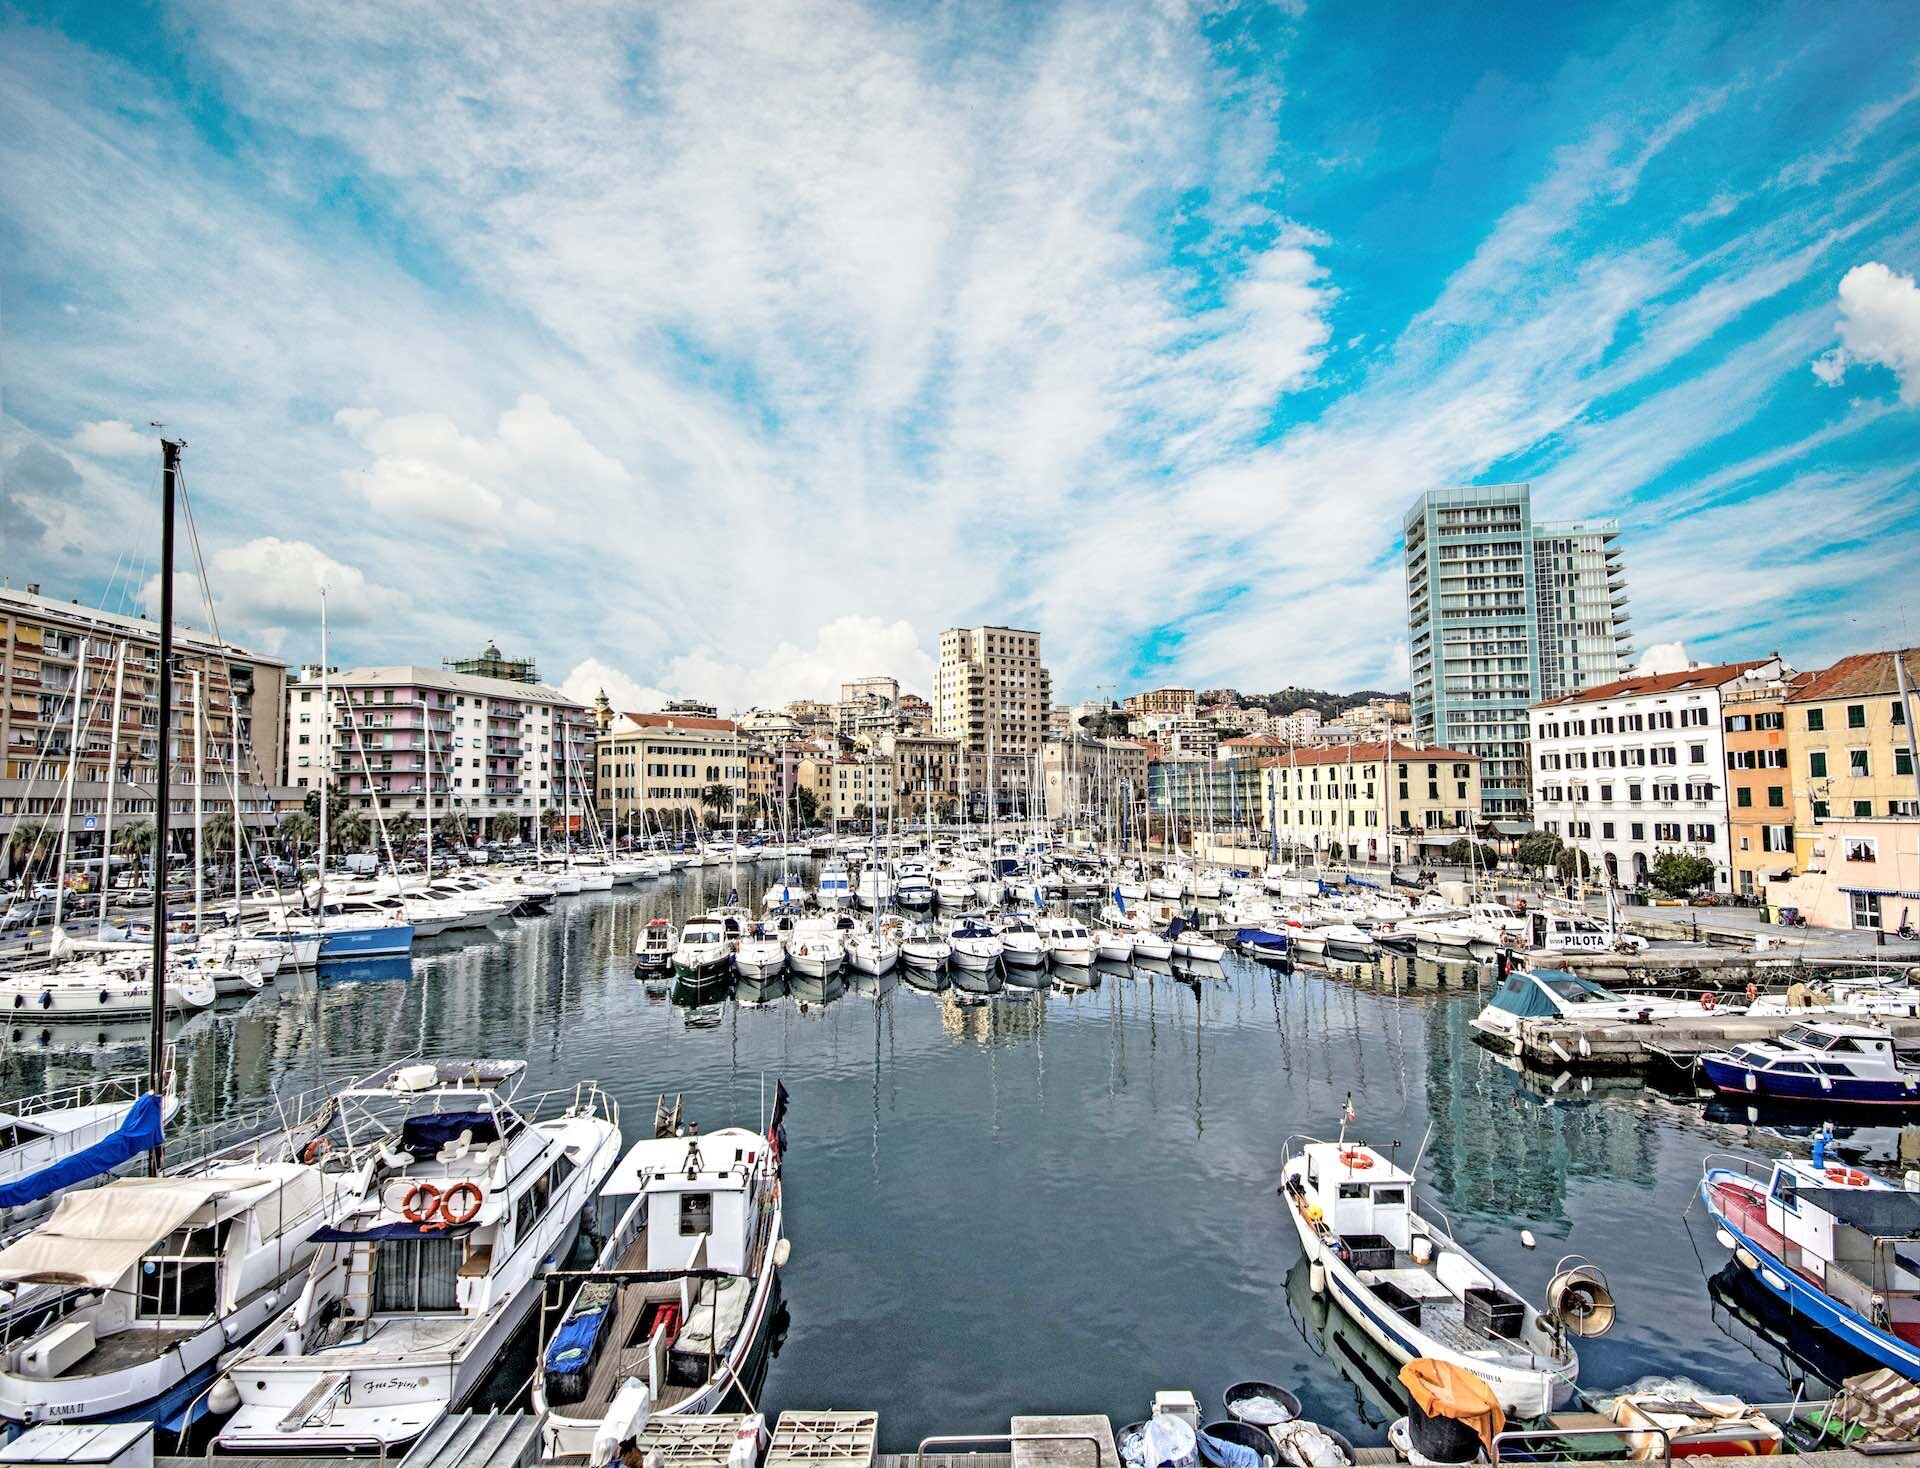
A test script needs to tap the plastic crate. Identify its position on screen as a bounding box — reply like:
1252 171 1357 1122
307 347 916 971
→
1374 1278 1423 1325
1339 1233 1395 1271
1464 1285 1523 1339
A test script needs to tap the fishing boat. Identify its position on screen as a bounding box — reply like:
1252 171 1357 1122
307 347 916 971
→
0 1159 347 1429
216 1060 620 1452
1471 967 1706 1045
672 917 735 983
1699 1021 1920 1105
1700 1143 1920 1376
535 1093 788 1462
634 918 676 975
1280 1135 1583 1416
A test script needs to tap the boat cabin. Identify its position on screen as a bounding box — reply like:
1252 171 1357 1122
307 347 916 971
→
1298 1142 1416 1257
1724 1022 1904 1080
1764 1158 1920 1341
1528 910 1630 953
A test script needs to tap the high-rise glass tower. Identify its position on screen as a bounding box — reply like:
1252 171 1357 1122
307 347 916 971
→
1403 484 1630 819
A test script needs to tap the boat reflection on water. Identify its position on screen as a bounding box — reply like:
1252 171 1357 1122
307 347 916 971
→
1706 1259 1876 1396
789 971 846 1011
315 954 414 986
900 962 950 994
847 968 900 1003
734 970 789 1008
1284 1254 1406 1437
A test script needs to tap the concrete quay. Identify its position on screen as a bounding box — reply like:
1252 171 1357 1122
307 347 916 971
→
1494 1009 1920 1073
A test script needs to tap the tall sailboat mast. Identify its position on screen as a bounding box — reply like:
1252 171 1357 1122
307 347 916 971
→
147 439 181 1156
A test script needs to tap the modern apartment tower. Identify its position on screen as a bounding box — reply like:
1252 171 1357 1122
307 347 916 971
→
1404 484 1630 819
933 625 1053 817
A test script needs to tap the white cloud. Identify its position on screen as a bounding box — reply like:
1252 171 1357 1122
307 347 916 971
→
662 616 937 714
69 419 150 458
140 537 409 651
560 659 669 716
1635 642 1691 674
1814 261 1920 404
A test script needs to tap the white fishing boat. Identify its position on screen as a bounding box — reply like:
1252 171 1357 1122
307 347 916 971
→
633 918 677 974
535 1099 787 1462
216 1060 620 1452
0 1159 347 1428
1281 1135 1584 1416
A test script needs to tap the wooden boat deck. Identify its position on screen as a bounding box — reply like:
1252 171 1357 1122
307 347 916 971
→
81 1326 198 1372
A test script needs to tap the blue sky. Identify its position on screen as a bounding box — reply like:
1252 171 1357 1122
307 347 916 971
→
2 0 1917 712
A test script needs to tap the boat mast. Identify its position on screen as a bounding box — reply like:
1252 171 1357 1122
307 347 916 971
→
230 690 242 918
98 642 126 933
147 438 181 1148
423 693 433 882
192 668 204 933
317 588 330 915
51 643 86 936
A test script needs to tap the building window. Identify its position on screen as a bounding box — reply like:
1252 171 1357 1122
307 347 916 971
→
1854 799 1874 817
1813 800 1830 820
1806 709 1824 731
1767 786 1784 807
1851 891 1882 930
1849 749 1870 778
1809 751 1827 778
1735 788 1752 808
1847 704 1866 728
1843 837 1877 863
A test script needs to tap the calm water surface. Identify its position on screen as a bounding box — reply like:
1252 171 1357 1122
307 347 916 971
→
0 868 1897 1448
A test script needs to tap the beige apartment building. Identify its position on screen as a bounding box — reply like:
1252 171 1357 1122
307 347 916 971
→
597 711 750 831
1043 735 1152 822
889 733 965 817
933 625 1052 815
1124 687 1197 718
1260 742 1482 865
1 585 295 866
831 753 895 823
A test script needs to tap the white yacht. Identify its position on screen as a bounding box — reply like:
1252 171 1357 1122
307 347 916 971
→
0 1160 346 1427
892 859 934 909
0 962 216 1018
1471 967 1707 1046
815 860 852 908
732 922 788 982
946 913 1004 972
1281 1135 1580 1416
0 1071 180 1240
672 917 734 983
1037 916 1095 967
853 862 894 910
536 1112 786 1462
1093 925 1136 963
846 921 899 976
998 916 1048 970
892 918 951 969
784 917 847 978
216 1060 620 1453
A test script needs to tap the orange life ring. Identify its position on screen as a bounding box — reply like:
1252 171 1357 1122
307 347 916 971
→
1745 983 1759 1001
402 1182 442 1223
439 1181 484 1225
1826 1167 1869 1187
1338 1149 1374 1170
1700 992 1717 1011
302 1136 332 1165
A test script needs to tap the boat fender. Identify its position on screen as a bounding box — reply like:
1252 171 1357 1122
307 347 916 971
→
402 1182 442 1224
440 1181 485 1225
1745 1073 1757 1092
207 1377 241 1415
1520 1229 1537 1249
1700 991 1717 1011
1309 1260 1326 1296
39 991 52 1009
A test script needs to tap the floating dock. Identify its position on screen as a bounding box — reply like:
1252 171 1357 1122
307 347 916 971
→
1492 1011 1920 1073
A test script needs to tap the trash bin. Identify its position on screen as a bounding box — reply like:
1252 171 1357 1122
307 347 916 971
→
1760 906 1773 925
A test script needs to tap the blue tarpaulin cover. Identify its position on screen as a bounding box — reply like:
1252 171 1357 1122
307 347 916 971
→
1197 1431 1261 1468
1165 916 1190 939
1235 928 1289 950
399 1110 500 1156
543 1280 616 1404
0 1091 164 1210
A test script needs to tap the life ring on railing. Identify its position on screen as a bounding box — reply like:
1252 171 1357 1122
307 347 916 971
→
1338 1149 1374 1170
1699 991 1717 1011
302 1137 332 1165
1745 983 1759 1002
1826 1167 1869 1187
402 1183 442 1223
438 1181 484 1226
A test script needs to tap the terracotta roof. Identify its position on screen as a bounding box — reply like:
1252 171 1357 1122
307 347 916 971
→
1789 648 1920 704
1533 659 1769 708
620 711 738 733
1254 741 1477 768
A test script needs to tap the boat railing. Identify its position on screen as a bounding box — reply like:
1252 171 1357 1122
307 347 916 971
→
6 1067 150 1118
1699 1150 1766 1183
1493 1423 1670 1466
512 1079 619 1132
166 1072 352 1171
916 1432 1107 1468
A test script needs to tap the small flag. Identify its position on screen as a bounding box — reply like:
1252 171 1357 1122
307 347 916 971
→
1342 1091 1357 1123
1114 887 1127 914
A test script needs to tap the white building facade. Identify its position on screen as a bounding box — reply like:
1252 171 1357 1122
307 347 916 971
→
1528 659 1784 891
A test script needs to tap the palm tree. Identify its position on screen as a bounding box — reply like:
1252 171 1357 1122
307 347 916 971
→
487 814 520 844
699 782 734 828
386 814 420 854
277 812 316 857
113 817 155 858
329 810 372 854
4 818 59 879
203 811 237 864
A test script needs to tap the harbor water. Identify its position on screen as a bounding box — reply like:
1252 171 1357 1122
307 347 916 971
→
0 866 1896 1449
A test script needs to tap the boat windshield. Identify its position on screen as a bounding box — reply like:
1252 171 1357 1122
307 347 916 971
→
1541 975 1622 1004
1781 1025 1834 1049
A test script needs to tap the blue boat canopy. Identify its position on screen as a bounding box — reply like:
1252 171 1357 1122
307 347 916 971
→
0 1091 164 1211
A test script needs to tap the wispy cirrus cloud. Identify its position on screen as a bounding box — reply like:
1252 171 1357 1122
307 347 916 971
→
2 0 1917 708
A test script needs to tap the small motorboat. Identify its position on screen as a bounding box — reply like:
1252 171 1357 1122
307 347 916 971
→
1038 916 1095 967
1606 1384 1784 1459
733 922 787 981
999 916 1048 970
633 918 676 974
1700 1020 1920 1105
1094 926 1136 964
671 917 734 982
946 914 1004 972
1166 917 1225 963
1235 927 1291 965
846 921 900 976
1471 967 1707 1045
894 919 951 969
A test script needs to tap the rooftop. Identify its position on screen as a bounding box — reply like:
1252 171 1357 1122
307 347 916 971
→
617 711 739 733
1790 647 1920 704
0 585 286 666
313 664 582 706
1257 740 1477 768
1533 659 1770 708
